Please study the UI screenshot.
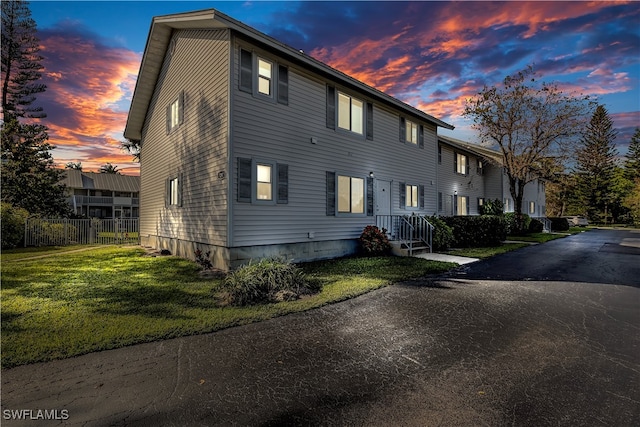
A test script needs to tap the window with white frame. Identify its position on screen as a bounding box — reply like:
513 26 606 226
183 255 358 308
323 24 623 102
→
456 153 468 175
338 175 364 214
256 163 273 200
338 92 363 135
478 197 485 212
529 201 536 214
457 195 468 215
167 176 180 206
257 57 273 96
406 120 419 145
406 184 419 208
166 91 184 134
504 198 511 212
477 159 484 175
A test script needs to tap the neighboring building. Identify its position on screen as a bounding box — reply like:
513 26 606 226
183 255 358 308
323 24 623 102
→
437 135 546 218
124 9 454 270
62 170 140 219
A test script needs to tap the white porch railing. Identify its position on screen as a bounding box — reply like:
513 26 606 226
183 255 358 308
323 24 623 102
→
375 214 433 256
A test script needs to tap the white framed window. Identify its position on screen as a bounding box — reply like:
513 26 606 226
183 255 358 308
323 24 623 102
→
406 184 419 208
529 201 536 214
504 198 511 212
166 91 184 134
169 177 179 205
338 175 365 214
457 195 468 216
477 159 484 175
456 153 468 175
256 163 273 201
257 57 273 96
406 120 419 145
337 92 364 135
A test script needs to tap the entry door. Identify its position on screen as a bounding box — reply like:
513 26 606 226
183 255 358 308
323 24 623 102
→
375 180 391 216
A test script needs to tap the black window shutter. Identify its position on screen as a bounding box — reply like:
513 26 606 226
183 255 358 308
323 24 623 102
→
277 163 288 204
399 117 406 143
165 105 171 135
419 185 424 209
366 177 374 216
277 65 289 105
326 85 336 129
454 152 458 173
399 182 406 209
178 91 184 126
165 178 169 207
178 172 184 207
237 158 252 202
239 49 253 93
418 125 424 149
326 171 335 216
366 102 373 141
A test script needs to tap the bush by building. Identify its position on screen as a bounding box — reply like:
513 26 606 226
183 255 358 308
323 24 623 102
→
441 215 507 247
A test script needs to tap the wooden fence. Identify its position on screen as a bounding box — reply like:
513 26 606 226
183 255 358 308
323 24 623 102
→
24 218 139 246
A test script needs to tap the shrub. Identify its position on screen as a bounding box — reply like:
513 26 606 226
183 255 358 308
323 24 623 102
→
221 258 313 306
528 218 544 233
1 203 29 249
504 212 531 235
441 215 507 247
425 216 454 251
194 248 213 270
479 198 504 216
359 225 391 256
548 217 570 232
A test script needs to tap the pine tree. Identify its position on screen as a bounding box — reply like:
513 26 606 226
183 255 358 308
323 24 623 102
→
572 105 619 223
1 0 46 119
624 128 640 181
1 0 69 217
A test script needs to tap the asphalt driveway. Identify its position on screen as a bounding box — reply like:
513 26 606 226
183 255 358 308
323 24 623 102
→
1 229 639 426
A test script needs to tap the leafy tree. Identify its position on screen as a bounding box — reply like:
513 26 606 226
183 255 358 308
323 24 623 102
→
624 179 640 226
65 162 83 170
1 116 70 216
463 65 592 232
99 163 120 174
572 105 619 223
1 0 46 119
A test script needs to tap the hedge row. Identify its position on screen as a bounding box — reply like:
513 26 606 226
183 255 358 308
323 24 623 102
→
440 215 507 248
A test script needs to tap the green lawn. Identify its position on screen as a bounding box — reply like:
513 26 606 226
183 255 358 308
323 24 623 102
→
0 247 455 368
445 242 530 259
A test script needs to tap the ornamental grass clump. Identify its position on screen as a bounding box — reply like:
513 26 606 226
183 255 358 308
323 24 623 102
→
359 225 391 256
221 258 313 306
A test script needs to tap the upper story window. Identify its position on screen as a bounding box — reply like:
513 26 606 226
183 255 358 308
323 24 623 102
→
477 159 484 175
399 117 424 148
165 173 183 207
438 145 442 164
165 91 184 134
406 121 419 145
239 48 288 104
326 86 373 140
338 92 364 135
455 152 469 175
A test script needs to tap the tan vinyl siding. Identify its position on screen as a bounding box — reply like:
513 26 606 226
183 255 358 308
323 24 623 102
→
140 29 229 247
230 39 438 247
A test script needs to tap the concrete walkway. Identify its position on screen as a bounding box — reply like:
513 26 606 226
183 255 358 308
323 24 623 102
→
414 252 479 264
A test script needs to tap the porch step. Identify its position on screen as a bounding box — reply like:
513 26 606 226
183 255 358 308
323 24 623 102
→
390 240 431 257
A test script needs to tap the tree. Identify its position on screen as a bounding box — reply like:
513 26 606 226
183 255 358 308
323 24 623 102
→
572 105 619 223
1 0 69 217
65 162 83 170
99 163 120 174
1 116 70 216
624 128 640 181
463 65 593 232
1 0 46 119
121 138 140 162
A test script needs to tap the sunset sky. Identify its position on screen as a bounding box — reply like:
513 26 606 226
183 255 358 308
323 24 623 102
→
28 0 640 175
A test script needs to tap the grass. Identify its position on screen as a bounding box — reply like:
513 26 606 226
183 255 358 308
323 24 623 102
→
445 242 530 259
0 247 455 368
506 233 568 243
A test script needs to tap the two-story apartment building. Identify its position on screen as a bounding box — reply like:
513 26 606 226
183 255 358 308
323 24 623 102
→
437 135 546 219
62 170 140 219
124 9 455 270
